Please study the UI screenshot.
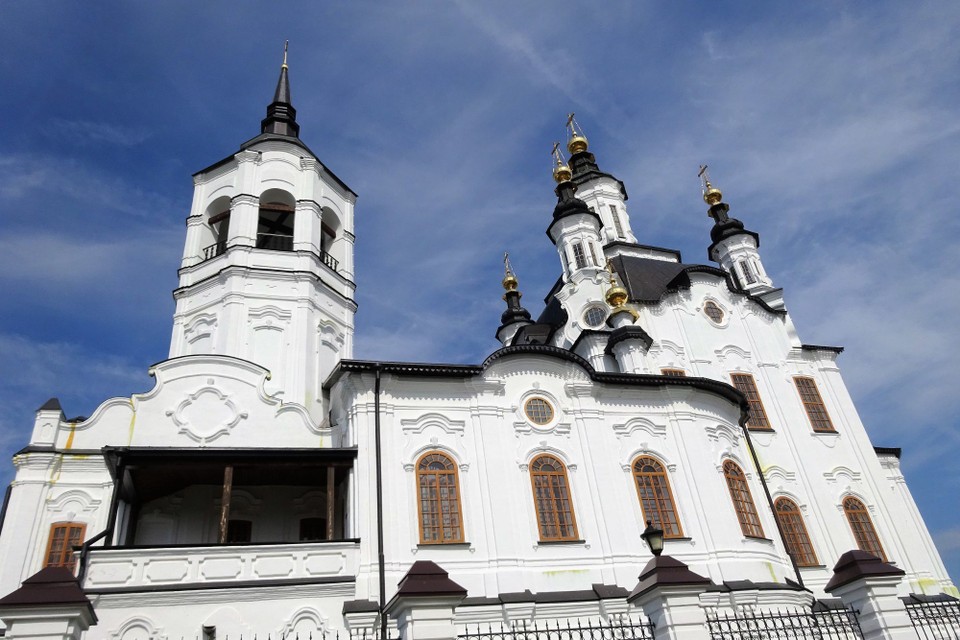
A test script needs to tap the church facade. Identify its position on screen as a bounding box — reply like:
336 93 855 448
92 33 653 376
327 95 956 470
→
0 61 953 639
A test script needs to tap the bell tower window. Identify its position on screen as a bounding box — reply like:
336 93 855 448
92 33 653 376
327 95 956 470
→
609 205 625 239
257 202 295 251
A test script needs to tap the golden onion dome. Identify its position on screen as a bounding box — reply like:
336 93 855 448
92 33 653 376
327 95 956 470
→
606 283 628 308
703 182 723 206
502 273 518 291
553 161 573 183
567 134 588 155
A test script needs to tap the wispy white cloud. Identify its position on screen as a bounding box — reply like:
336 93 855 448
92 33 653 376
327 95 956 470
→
48 119 151 147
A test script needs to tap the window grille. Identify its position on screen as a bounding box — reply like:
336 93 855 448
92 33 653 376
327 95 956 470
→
44 522 85 570
530 455 578 541
843 497 886 561
417 452 465 544
661 368 686 377
775 497 818 566
794 377 835 432
632 456 683 537
723 461 764 538
572 243 587 269
731 373 772 430
704 300 725 323
740 260 757 284
609 204 625 238
524 398 554 425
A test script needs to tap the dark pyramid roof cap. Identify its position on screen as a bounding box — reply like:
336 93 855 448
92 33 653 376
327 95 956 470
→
825 550 905 593
385 561 467 614
0 567 94 609
261 56 300 138
38 397 62 412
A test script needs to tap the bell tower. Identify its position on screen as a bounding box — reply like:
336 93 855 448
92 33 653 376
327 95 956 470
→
169 47 357 421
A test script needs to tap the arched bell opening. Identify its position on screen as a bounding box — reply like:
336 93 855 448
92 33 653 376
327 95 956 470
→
203 196 232 260
257 188 296 251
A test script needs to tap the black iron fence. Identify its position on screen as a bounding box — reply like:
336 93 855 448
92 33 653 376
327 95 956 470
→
903 594 960 639
173 628 397 640
458 617 655 640
706 607 864 640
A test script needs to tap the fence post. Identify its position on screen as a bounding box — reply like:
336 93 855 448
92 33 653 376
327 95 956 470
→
825 550 914 640
0 568 97 640
385 561 467 640
626 555 713 640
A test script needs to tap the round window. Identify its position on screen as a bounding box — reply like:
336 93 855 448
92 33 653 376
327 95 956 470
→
524 397 554 425
704 300 724 324
583 305 607 328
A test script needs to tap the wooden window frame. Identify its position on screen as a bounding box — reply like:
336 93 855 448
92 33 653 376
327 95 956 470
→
530 455 579 542
661 368 686 377
44 522 85 571
632 456 683 538
731 373 772 430
794 377 836 432
843 497 887 561
416 452 465 544
774 497 818 567
723 461 764 538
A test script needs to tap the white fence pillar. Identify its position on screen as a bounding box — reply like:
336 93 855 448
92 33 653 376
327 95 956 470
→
0 568 96 640
825 550 914 640
627 555 713 640
385 561 467 640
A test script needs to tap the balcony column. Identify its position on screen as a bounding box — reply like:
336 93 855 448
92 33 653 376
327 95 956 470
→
326 466 336 540
218 465 234 544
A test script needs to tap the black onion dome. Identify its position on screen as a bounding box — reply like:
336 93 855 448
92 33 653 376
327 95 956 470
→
568 149 628 199
707 202 759 259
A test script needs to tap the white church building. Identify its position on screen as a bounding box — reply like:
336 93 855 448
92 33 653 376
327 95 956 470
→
0 60 954 640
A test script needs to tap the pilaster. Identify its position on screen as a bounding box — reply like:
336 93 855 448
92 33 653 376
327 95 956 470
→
0 568 97 640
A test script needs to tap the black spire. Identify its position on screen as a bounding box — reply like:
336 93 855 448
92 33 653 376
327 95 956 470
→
497 255 533 340
261 42 300 138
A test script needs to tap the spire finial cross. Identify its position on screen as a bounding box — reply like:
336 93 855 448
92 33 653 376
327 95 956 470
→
698 164 711 189
551 141 565 166
282 40 289 69
504 252 514 278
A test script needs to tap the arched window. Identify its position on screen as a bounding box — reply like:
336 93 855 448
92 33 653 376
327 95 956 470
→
774 497 818 566
723 461 764 538
843 497 886 561
632 456 683 538
44 522 85 570
530 455 579 541
416 452 464 544
257 190 296 251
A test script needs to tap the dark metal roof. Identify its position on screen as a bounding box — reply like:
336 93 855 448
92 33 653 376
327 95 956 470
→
873 446 902 460
801 344 845 354
326 346 749 413
0 567 94 611
37 397 62 411
459 584 629 607
604 240 682 262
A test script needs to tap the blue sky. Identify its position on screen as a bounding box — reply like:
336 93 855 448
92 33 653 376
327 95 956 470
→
1 2 958 583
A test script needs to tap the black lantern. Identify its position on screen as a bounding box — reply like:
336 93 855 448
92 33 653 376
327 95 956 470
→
641 519 664 556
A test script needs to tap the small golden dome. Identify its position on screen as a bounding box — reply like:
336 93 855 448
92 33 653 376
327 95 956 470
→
502 273 518 291
553 162 573 183
606 283 628 308
567 134 588 155
703 182 723 206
